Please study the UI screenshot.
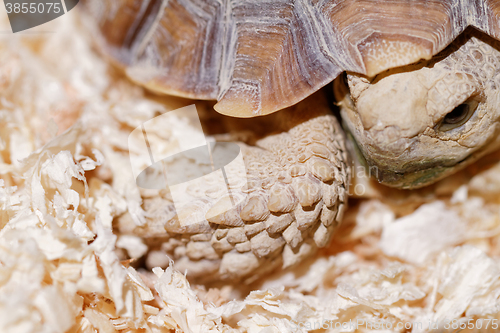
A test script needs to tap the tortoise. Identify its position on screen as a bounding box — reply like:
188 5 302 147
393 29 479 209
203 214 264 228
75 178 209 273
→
80 0 500 282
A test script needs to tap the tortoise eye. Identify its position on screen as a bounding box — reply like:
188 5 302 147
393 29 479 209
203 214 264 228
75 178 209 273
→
444 104 469 124
439 100 478 131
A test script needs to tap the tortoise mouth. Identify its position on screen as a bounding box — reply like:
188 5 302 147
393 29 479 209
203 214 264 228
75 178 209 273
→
358 149 462 189
370 164 453 189
342 117 464 189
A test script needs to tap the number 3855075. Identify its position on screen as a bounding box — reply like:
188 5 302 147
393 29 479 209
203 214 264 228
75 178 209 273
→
5 3 61 14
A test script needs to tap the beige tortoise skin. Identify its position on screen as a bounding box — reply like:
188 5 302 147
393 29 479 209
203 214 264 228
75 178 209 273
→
82 0 500 281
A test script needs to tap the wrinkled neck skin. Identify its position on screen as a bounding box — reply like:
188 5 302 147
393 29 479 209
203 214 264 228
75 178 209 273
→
335 33 500 189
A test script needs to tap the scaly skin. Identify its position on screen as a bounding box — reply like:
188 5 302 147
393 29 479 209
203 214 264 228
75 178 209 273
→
119 91 350 282
336 32 500 189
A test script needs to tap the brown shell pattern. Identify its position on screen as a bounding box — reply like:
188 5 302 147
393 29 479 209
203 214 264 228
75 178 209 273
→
83 0 500 117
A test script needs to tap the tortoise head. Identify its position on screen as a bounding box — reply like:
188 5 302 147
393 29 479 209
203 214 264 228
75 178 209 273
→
335 34 500 189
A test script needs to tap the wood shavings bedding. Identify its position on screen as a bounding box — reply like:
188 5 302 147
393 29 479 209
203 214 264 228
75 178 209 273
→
1 11 500 333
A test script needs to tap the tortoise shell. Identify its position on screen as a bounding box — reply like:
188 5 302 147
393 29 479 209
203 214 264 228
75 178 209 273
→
83 0 500 117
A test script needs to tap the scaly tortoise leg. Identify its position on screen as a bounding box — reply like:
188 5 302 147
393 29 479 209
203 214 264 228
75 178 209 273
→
130 91 350 282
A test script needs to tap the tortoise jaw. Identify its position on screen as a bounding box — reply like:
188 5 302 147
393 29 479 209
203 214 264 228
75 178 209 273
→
342 116 459 189
350 146 462 189
351 134 463 189
370 163 452 189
